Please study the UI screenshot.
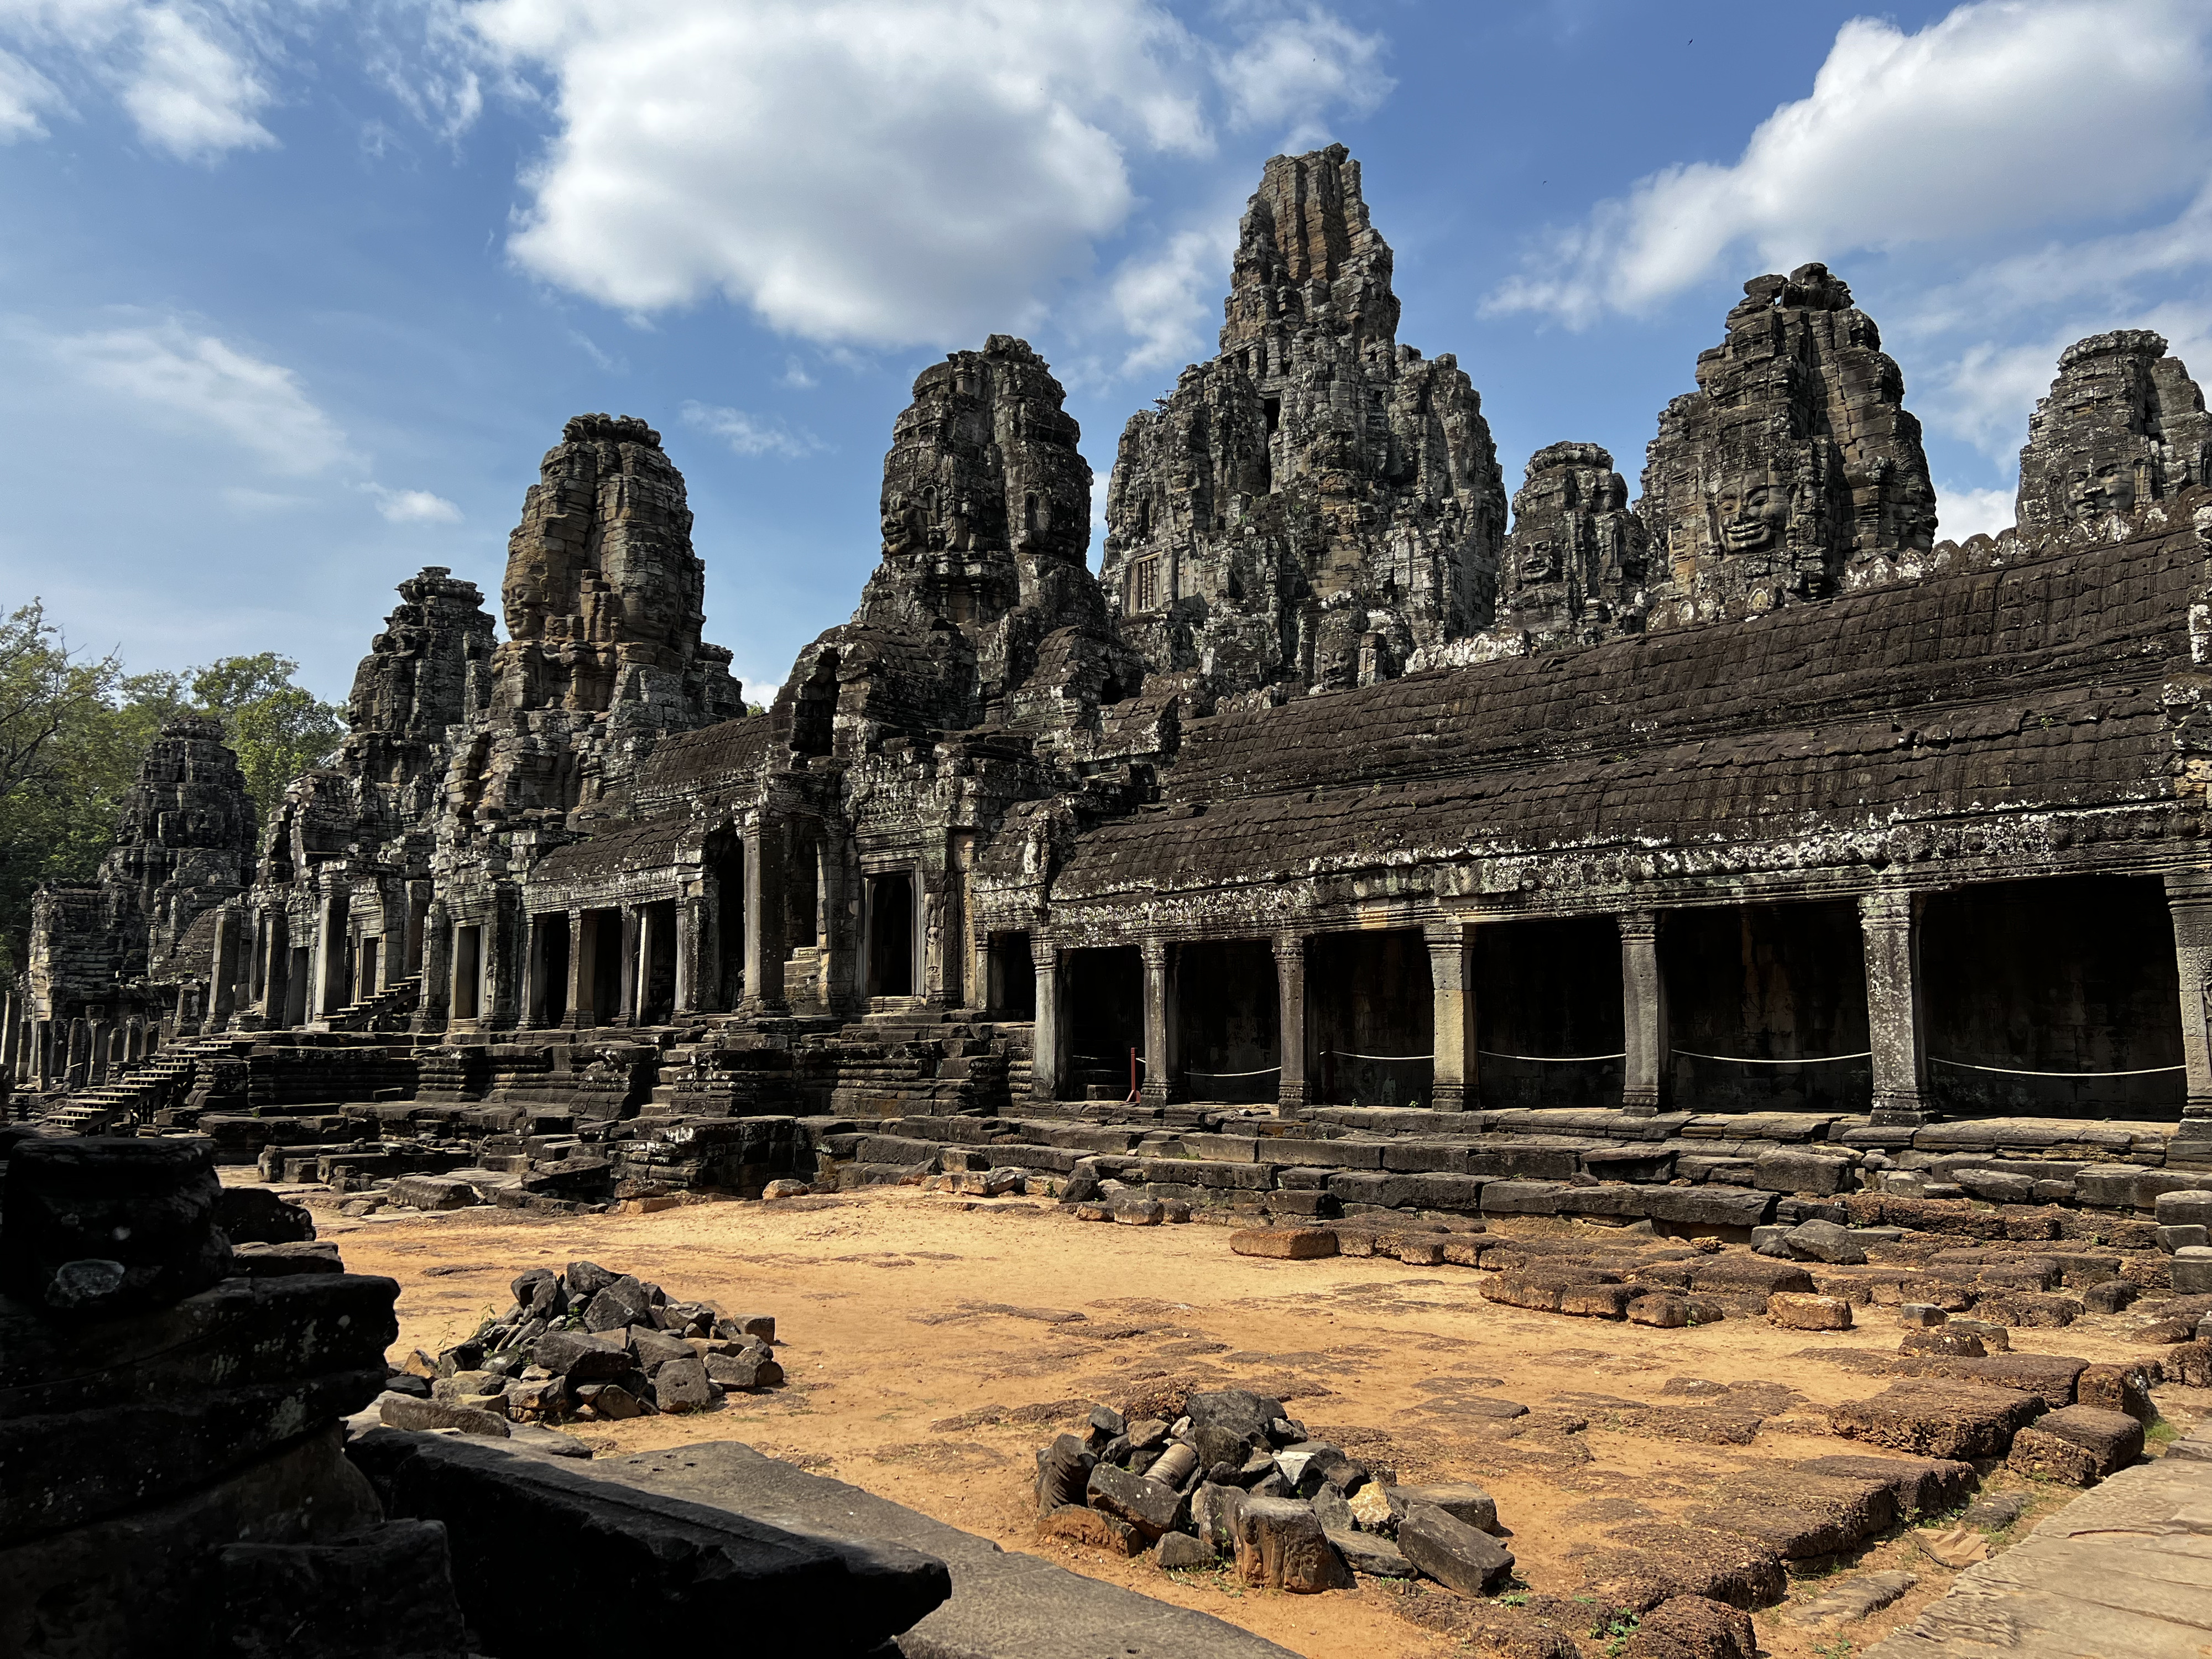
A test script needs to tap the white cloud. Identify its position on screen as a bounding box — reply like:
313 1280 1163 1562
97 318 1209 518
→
1934 482 2015 543
778 356 816 390
1110 222 1237 375
367 484 462 523
0 1 279 161
680 399 824 461
43 317 346 473
0 44 59 138
1488 1 2212 327
460 0 1385 351
1214 1 1390 146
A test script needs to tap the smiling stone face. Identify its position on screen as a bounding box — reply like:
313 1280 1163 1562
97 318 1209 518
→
1715 467 1791 555
2018 330 2211 534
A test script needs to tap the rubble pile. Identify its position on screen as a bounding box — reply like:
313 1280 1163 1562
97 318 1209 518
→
1033 1385 1515 1594
378 1259 781 1434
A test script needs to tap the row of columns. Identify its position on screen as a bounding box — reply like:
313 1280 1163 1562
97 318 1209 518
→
1025 893 1954 1122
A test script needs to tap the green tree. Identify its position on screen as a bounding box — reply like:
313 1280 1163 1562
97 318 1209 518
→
0 627 346 975
0 603 132 974
185 653 345 823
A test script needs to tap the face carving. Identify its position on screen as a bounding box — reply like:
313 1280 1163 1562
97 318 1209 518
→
2066 453 2137 519
1713 468 1790 555
1518 538 1559 582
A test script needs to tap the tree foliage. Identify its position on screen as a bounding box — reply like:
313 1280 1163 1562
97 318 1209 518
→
0 608 343 974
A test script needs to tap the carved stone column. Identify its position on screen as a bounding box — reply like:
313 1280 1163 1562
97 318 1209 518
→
2167 872 2212 1140
675 894 707 1017
564 908 590 1027
412 900 449 1035
615 906 641 1026
744 822 788 1015
1030 936 1064 1104
312 888 348 1020
1274 931 1307 1114
1861 890 1932 1127
1620 911 1668 1117
259 911 290 1025
1426 919 1473 1112
1141 938 1173 1106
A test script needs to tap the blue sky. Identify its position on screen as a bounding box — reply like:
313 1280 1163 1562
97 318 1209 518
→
2 0 2209 706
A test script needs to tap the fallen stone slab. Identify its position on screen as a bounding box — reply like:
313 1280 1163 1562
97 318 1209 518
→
348 1430 951 1655
1389 1483 1499 1533
1769 1292 1854 1331
1792 1454 1976 1521
1787 1568 1917 1630
2006 1405 2145 1487
378 1392 510 1439
1040 1505 1140 1556
1888 1352 2086 1407
1326 1527 1412 1577
1229 1227 1337 1260
1622 1594 1757 1659
1397 1502 1514 1596
560 1438 1304 1659
1690 1468 1899 1560
388 1174 481 1212
1577 1522 1788 1614
1866 1448 2212 1658
1830 1382 2045 1460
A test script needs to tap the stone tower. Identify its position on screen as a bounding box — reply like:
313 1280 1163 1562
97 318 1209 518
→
458 414 745 827
1495 442 1652 648
2016 330 2212 535
782 335 1140 755
1637 263 1936 630
1100 144 1506 695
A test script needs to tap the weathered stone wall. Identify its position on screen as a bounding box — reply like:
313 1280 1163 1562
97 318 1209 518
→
1099 144 1506 695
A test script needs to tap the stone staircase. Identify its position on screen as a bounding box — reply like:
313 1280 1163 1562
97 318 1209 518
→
320 974 423 1034
805 1005 1030 1120
37 1031 238 1134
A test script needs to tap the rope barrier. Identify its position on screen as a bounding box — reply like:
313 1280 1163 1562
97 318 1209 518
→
1478 1048 1626 1063
1327 1049 1433 1062
1673 1048 1871 1065
1930 1057 2185 1079
1186 1065 1282 1078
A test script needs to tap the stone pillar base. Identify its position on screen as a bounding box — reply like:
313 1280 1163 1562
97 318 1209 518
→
742 997 790 1020
1620 1092 1660 1119
1276 1083 1308 1114
1430 1083 1466 1112
1869 1104 1931 1128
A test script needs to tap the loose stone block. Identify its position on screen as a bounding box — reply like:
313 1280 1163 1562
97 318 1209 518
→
1229 1227 1337 1260
1040 1504 1141 1556
1232 1496 1354 1593
1087 1463 1185 1540
2007 1405 2143 1485
1830 1382 2043 1459
1396 1502 1515 1596
1767 1293 1853 1331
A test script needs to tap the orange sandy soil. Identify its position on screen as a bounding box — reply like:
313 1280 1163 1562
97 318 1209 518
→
300 1185 2205 1659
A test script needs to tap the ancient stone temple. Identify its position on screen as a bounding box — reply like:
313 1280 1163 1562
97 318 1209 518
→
20 717 253 1094
18 144 2212 1240
2016 328 2212 534
1637 262 1937 628
1099 144 1507 696
1491 442 1652 648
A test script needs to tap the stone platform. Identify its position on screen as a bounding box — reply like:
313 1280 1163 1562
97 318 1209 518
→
568 1439 1301 1659
1867 1426 2212 1657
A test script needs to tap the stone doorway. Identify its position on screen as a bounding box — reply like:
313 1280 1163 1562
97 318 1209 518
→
866 872 915 998
1308 930 1432 1108
531 913 570 1027
988 931 1035 1019
1067 945 1142 1099
1922 874 2184 1118
1174 939 1280 1104
1474 917 1624 1110
1661 900 1870 1113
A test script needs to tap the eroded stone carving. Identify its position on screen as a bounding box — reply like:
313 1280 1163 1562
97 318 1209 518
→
2017 330 2212 535
1100 144 1506 693
1494 442 1651 648
1637 263 1936 629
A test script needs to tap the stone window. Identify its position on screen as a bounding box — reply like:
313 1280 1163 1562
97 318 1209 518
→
1128 555 1161 613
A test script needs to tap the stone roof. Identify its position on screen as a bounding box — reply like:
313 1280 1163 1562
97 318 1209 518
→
1050 521 2199 905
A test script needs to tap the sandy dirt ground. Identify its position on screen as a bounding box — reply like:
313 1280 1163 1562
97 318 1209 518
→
305 1186 2205 1659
